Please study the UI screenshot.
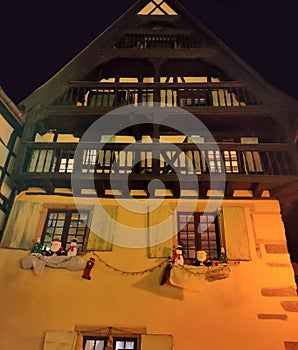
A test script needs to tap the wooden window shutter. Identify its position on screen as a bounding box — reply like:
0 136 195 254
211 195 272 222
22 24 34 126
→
240 137 263 173
147 205 173 258
1 200 42 249
221 206 251 260
86 206 118 251
43 330 78 350
141 334 172 350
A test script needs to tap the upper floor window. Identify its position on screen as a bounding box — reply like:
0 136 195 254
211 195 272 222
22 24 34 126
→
177 212 220 262
83 335 139 350
41 209 89 253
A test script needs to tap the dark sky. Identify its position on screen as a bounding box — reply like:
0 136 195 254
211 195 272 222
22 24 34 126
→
1 0 298 104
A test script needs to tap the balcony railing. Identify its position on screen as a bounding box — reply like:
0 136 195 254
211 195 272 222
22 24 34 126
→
21 142 293 177
55 82 260 107
115 33 202 49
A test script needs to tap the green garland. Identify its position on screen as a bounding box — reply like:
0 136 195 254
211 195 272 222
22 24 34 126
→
92 253 168 275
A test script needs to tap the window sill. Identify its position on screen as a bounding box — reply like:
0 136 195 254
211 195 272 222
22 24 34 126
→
168 264 231 290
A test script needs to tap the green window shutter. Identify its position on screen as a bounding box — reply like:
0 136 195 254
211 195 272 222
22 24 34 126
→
147 205 173 258
1 200 42 249
43 330 77 350
141 334 172 350
87 206 118 251
222 206 251 260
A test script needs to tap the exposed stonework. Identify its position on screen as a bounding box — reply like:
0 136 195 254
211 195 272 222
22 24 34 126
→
257 313 287 320
281 301 298 312
284 342 298 350
261 286 297 297
265 244 289 254
266 263 292 268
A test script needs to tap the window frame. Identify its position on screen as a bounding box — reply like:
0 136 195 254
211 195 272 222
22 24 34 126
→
41 208 90 253
177 211 220 263
83 335 140 350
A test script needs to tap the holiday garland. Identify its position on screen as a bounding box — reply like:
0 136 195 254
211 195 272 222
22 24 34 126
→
92 253 168 275
180 264 231 277
92 252 230 279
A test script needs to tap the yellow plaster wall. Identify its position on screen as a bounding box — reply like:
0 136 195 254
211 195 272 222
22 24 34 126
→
0 195 297 350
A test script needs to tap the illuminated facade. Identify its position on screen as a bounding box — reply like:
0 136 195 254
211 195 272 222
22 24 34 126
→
0 0 298 349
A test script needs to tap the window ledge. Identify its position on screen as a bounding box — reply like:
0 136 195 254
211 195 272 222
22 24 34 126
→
169 264 231 290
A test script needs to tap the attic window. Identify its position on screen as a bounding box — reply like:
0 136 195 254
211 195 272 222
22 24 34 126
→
138 0 177 15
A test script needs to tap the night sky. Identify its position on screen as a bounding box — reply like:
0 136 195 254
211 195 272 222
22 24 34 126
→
0 0 298 104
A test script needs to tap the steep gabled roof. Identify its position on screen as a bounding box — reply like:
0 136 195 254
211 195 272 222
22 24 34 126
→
20 0 298 113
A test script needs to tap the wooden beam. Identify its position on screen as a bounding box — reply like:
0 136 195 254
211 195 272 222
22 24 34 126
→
95 180 105 197
251 182 266 198
172 182 180 197
96 48 217 60
42 179 55 195
199 181 209 197
271 180 298 198
225 181 234 197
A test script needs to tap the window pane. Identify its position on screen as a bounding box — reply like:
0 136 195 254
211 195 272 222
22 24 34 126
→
115 340 136 350
95 341 105 350
125 341 135 349
84 340 105 350
115 341 125 350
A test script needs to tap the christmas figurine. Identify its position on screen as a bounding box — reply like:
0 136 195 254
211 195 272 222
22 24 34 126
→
31 237 43 256
66 238 78 257
160 245 184 285
82 257 95 280
219 247 228 264
193 249 212 267
46 238 66 256
172 245 184 266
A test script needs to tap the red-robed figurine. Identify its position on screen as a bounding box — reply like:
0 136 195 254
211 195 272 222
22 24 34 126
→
160 245 184 285
82 257 95 280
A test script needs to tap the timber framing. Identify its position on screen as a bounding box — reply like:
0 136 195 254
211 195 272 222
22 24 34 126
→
13 0 298 208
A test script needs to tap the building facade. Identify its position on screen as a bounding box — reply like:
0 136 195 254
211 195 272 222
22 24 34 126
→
0 0 298 349
0 87 24 240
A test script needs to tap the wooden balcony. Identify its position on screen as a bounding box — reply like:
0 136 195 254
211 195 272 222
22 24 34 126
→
55 81 260 109
34 81 267 136
13 142 297 201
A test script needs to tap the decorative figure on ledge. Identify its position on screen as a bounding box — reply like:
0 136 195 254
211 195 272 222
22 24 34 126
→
45 238 67 256
31 237 43 256
82 257 95 280
160 245 184 285
172 245 184 267
66 238 78 257
105 333 113 350
218 247 228 264
192 249 212 267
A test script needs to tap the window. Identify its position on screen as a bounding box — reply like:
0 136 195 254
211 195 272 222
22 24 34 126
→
83 336 138 350
58 150 75 173
177 212 220 262
207 150 223 173
41 209 89 252
223 150 239 173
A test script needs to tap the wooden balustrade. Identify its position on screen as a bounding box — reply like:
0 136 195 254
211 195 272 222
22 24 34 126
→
22 142 293 176
115 33 201 49
55 82 260 107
